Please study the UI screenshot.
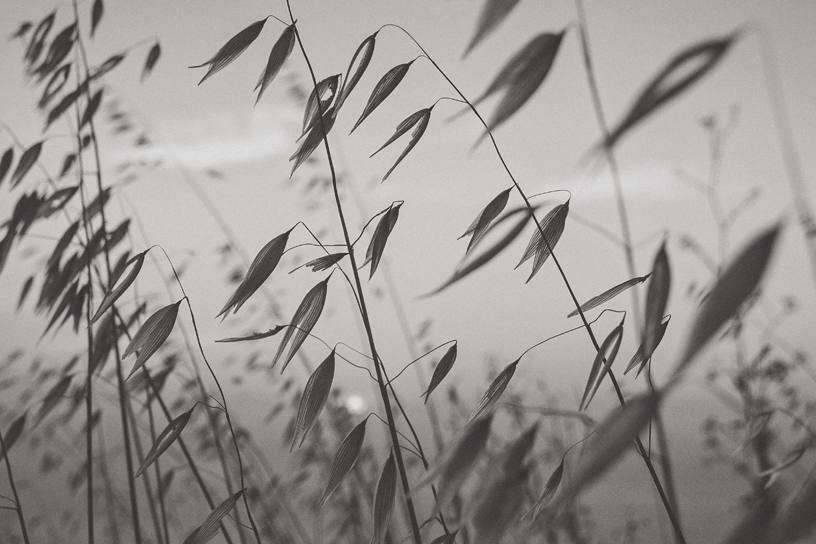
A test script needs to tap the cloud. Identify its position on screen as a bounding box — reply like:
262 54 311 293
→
567 162 685 203
116 103 301 169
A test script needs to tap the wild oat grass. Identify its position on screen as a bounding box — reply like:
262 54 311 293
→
1 1 815 544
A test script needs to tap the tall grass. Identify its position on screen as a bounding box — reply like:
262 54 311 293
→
1 1 815 544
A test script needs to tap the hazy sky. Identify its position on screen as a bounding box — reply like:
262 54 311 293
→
2 1 816 542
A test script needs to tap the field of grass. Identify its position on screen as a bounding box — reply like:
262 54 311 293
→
1 1 816 543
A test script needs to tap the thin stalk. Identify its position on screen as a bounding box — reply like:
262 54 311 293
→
145 382 171 544
151 245 262 544
125 398 165 544
244 438 311 544
345 177 447 454
96 424 122 544
124 200 249 544
72 4 142 541
386 24 685 543
755 26 816 290
76 136 96 544
0 429 30 544
573 0 681 535
110 306 237 544
378 360 451 535
143 369 236 544
181 295 262 544
286 5 423 542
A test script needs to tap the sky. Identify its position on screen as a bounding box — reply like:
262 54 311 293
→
1 0 816 542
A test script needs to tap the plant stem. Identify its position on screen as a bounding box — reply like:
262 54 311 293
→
573 0 682 535
0 429 30 544
286 5 423 542
72 4 143 541
180 292 262 544
755 26 816 290
110 306 237 544
125 398 165 544
387 24 686 543
143 367 237 544
145 383 171 544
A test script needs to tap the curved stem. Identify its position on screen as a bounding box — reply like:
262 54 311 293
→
286 5 424 543
72 3 146 540
573 1 683 538
157 248 262 544
385 22 685 543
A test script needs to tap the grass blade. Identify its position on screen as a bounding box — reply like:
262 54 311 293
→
336 32 377 112
135 407 193 478
382 109 432 181
428 206 532 296
516 200 569 282
273 278 329 373
351 61 413 133
215 326 285 343
580 319 625 411
217 228 291 318
36 374 73 426
486 31 564 134
643 242 670 360
422 342 457 404
470 359 518 421
0 148 13 188
291 350 335 451
124 300 182 379
141 42 161 82
625 315 670 376
568 273 651 318
370 452 396 544
91 0 103 37
39 64 71 109
10 141 42 188
300 74 340 137
603 32 739 150
1 414 27 455
553 391 660 508
184 489 244 544
25 11 55 67
370 109 427 157
91 251 146 324
460 188 511 254
363 203 401 279
420 413 493 510
320 419 367 507
528 434 591 521
290 106 337 177
191 18 267 85
293 252 347 273
255 23 295 105
468 461 530 544
463 0 522 57
674 223 781 377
